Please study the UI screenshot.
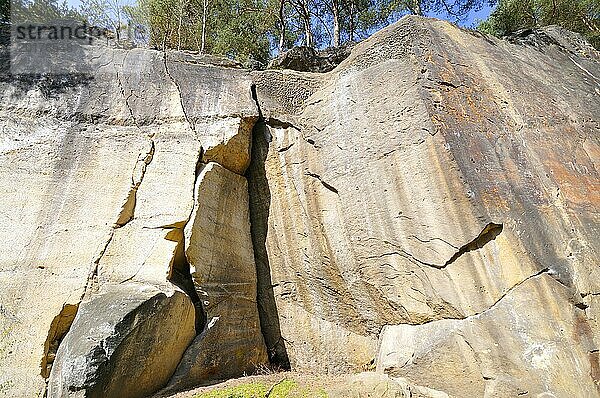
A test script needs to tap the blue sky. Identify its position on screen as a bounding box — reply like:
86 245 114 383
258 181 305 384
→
454 4 495 28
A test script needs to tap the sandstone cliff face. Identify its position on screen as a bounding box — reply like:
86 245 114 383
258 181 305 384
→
251 18 600 396
0 48 266 397
0 16 598 398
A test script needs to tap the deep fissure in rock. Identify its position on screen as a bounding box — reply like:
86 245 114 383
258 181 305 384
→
444 222 503 267
166 146 209 335
247 84 291 369
165 227 207 335
40 303 79 379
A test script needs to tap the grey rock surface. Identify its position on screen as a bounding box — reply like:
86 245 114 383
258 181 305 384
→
268 44 353 73
48 284 195 398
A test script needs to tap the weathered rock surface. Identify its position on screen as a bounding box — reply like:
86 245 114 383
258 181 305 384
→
0 15 599 398
165 162 267 392
377 273 597 397
268 44 353 73
48 284 195 398
0 45 265 397
250 15 600 396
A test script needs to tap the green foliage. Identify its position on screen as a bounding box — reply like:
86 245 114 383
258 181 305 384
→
1 0 10 24
11 0 83 23
123 0 150 44
207 0 277 65
195 381 268 398
193 379 329 398
79 0 125 36
377 0 495 22
53 0 497 63
129 0 275 64
479 0 600 48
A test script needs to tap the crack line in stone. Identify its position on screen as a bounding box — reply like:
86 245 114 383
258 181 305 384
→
163 52 195 132
408 267 551 327
305 172 339 194
443 222 503 267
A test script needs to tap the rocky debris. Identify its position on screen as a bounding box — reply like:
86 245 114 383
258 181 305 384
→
268 43 354 73
0 14 599 398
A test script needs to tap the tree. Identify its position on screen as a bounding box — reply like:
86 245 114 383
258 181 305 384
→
80 0 126 40
129 0 276 64
378 0 496 23
340 0 383 42
11 0 82 23
208 0 276 64
286 0 314 46
117 0 501 64
479 0 600 48
123 0 150 45
318 0 496 48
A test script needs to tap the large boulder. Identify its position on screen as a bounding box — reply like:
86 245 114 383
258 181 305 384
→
47 284 195 398
268 44 353 73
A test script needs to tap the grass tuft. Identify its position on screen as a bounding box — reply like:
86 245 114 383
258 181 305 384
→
193 378 328 398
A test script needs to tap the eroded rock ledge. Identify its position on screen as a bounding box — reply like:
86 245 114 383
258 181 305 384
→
0 15 598 398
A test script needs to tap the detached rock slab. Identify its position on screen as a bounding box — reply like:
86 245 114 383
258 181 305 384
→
197 117 256 175
48 283 195 398
165 162 268 392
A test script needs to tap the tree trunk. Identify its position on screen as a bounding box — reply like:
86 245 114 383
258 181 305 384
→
278 0 286 51
332 0 340 47
177 0 183 50
413 0 423 16
200 0 208 53
302 0 312 47
348 1 356 42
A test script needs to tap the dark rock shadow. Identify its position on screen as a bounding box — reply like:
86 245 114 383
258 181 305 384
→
246 109 291 370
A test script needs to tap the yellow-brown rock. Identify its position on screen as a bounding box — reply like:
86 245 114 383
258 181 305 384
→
250 16 600 395
0 15 598 398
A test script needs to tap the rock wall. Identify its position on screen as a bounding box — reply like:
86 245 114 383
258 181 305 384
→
0 48 266 397
250 17 600 396
0 15 598 398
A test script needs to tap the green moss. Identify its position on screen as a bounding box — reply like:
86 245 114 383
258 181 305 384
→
194 382 268 398
270 380 298 397
193 379 329 398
